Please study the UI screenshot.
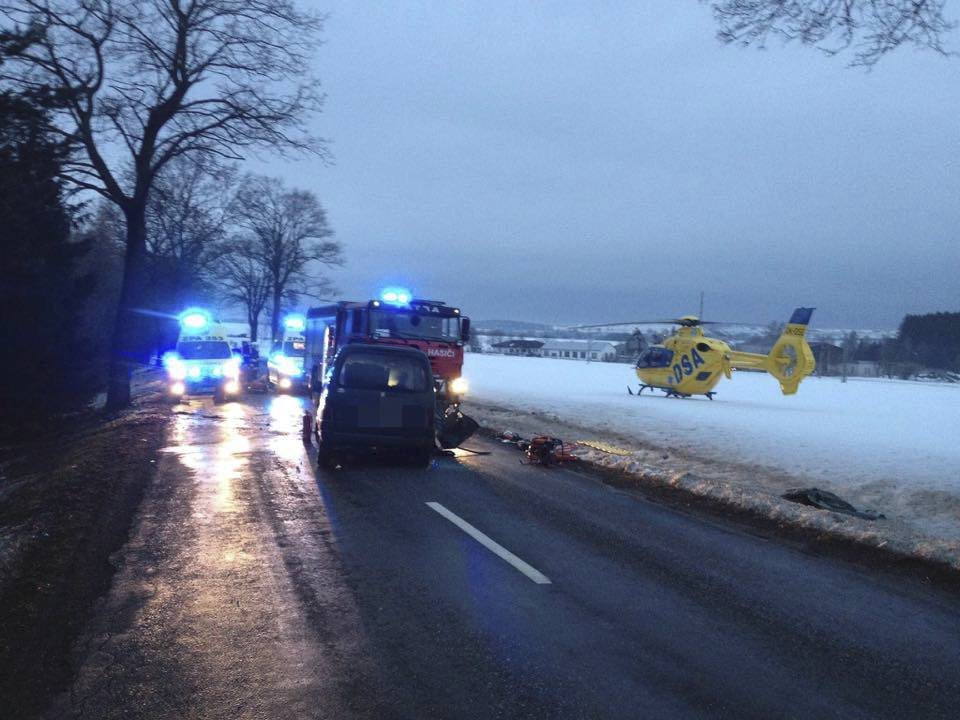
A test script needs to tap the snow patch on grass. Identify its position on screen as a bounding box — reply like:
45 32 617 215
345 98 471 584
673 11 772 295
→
465 353 960 567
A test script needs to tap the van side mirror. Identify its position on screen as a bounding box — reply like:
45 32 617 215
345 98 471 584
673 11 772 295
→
461 317 471 342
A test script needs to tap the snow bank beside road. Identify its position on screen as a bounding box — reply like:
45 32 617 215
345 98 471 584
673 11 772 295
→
463 353 960 557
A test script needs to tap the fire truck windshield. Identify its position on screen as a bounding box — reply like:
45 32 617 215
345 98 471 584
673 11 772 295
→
370 309 460 342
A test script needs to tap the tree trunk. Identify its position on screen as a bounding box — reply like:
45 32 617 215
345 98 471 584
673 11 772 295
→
270 288 282 343
249 309 259 342
105 204 149 411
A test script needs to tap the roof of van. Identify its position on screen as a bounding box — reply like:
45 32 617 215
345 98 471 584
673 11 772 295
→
338 342 430 358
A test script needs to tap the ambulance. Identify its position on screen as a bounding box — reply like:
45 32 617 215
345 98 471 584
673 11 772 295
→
163 308 243 402
267 314 308 392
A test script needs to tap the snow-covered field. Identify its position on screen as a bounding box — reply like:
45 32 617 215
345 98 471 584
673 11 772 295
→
464 353 960 551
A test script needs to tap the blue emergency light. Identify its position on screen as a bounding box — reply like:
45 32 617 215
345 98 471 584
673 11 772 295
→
179 307 211 330
283 314 306 331
380 287 411 306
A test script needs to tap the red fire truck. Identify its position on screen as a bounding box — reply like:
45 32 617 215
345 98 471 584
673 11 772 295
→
304 288 478 448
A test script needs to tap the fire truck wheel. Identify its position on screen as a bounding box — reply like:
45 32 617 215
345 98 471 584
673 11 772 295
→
316 440 338 469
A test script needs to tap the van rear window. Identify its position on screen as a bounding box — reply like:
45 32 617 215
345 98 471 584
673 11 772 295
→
339 353 429 392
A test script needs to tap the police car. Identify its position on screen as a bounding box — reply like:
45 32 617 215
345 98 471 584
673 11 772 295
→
163 309 243 402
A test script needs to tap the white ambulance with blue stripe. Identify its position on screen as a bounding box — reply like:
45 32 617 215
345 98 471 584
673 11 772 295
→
163 308 243 401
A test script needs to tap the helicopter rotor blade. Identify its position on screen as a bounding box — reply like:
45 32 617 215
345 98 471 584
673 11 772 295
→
566 319 768 329
565 320 679 329
697 321 764 327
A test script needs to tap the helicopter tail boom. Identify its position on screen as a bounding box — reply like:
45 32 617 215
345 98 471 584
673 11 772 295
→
727 307 816 395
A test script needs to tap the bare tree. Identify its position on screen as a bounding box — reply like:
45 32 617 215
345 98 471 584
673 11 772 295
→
146 156 235 308
709 0 956 66
230 174 341 341
0 1 326 408
220 240 271 342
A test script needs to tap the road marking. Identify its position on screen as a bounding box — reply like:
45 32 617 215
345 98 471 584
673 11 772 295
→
425 502 552 585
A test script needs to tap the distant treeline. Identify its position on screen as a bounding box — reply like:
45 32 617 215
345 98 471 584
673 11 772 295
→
478 313 960 379
895 312 960 372
841 312 960 378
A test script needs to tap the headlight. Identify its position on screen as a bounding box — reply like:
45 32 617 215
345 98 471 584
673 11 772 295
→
188 366 201 379
279 363 302 377
449 377 469 396
221 361 240 379
168 364 187 380
170 381 185 396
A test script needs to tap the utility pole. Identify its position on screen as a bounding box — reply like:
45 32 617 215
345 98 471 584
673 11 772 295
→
841 337 849 384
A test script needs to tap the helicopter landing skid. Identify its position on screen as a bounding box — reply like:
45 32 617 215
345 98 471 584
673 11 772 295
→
629 384 716 401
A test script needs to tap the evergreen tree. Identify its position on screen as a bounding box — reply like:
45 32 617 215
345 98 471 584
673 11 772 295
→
898 312 960 371
0 89 94 427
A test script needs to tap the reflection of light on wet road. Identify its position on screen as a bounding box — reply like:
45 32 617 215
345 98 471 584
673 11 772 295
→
269 395 309 463
214 401 250 513
159 396 312 536
215 432 249 513
162 400 253 519
128 392 381 710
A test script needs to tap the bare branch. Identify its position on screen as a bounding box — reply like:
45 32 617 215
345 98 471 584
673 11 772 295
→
708 0 957 66
0 0 327 204
227 173 340 339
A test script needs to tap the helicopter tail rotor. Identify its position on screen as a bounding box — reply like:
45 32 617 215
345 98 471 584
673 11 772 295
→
766 308 817 395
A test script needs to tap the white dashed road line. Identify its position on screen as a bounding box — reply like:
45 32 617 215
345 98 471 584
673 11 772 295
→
425 501 552 585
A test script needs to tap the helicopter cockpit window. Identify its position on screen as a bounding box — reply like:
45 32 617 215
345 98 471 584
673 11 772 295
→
637 347 674 368
696 342 711 352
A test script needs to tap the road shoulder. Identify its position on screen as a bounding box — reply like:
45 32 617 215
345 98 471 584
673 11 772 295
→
0 390 170 718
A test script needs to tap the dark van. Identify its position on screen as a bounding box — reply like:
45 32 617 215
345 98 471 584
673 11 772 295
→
314 344 436 467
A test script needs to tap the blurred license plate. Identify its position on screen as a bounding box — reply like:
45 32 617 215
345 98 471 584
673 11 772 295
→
358 397 402 428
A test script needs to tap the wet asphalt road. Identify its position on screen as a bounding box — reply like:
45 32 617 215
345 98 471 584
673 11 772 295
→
47 392 960 720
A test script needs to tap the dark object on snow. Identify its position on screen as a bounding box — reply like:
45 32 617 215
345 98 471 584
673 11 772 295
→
783 488 885 521
438 407 480 449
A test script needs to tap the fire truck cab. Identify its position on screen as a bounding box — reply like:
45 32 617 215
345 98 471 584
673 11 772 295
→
305 289 476 447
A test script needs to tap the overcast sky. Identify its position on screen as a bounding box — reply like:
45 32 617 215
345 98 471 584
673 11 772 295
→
253 1 960 329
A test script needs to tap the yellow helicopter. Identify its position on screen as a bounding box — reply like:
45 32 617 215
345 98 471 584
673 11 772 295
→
581 307 817 400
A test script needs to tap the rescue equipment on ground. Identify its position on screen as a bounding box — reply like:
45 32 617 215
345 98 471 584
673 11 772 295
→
498 431 579 467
